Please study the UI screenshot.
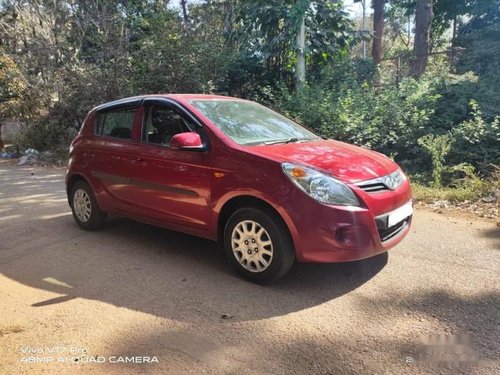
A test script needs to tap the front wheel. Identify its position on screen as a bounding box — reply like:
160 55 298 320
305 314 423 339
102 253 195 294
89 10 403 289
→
70 181 107 230
223 207 295 283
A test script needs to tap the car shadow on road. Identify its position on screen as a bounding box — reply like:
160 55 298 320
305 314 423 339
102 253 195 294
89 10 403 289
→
479 227 500 249
0 214 387 322
353 289 500 370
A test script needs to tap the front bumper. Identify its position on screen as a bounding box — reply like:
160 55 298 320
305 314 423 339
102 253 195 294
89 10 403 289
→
283 180 412 263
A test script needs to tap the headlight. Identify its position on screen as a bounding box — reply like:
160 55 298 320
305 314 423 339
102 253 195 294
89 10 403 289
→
282 163 360 206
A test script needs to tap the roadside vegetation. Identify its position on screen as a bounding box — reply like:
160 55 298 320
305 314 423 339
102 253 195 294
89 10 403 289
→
0 0 499 205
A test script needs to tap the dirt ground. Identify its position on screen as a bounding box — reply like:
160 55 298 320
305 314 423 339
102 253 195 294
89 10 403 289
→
0 163 499 375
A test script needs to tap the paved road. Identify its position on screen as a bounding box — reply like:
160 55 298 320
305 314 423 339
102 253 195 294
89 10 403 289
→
0 164 499 375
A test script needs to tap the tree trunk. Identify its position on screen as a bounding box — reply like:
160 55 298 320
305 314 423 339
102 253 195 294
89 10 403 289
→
411 0 434 78
0 125 4 150
450 14 457 71
296 14 306 91
224 1 235 50
372 0 384 64
180 0 188 23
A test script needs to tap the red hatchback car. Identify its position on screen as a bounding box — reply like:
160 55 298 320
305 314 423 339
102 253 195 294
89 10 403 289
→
66 94 413 282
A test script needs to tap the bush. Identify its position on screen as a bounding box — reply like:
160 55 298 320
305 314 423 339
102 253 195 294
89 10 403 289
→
417 134 452 188
428 72 478 132
15 120 76 152
274 60 442 174
272 58 499 188
450 100 500 171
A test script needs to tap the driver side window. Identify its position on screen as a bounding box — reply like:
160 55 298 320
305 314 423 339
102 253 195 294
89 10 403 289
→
142 105 194 147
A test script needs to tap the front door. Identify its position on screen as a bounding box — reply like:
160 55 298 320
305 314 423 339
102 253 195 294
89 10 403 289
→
128 99 214 233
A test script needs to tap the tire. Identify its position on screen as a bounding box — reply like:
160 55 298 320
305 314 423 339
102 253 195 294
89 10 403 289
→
70 181 107 230
223 207 295 283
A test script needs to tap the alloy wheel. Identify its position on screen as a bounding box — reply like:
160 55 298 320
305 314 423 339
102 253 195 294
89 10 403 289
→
73 188 92 223
231 220 273 273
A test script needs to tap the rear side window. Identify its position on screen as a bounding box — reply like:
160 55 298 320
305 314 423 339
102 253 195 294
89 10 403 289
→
95 108 136 139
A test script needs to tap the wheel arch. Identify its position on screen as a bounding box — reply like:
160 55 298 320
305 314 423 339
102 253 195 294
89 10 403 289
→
66 173 89 205
216 195 297 253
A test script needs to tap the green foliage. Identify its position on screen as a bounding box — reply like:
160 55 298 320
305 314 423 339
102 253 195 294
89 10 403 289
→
0 0 497 193
388 0 480 44
0 50 27 148
413 161 499 203
1 0 234 138
221 53 278 100
0 51 25 120
427 72 478 132
274 58 498 187
450 100 500 169
417 134 452 188
275 60 442 170
236 0 356 83
455 24 500 120
15 120 76 151
411 180 492 203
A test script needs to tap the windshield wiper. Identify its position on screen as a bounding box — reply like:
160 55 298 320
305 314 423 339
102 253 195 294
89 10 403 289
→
264 137 316 145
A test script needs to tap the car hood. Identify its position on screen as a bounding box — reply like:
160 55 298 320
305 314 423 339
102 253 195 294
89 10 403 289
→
250 139 398 183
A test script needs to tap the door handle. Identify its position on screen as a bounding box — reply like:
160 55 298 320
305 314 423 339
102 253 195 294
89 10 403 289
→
131 158 147 166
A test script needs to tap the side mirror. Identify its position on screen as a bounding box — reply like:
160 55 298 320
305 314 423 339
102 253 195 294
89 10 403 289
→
170 132 205 150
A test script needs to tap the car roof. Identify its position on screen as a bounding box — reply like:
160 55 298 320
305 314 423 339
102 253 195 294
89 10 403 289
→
92 94 243 112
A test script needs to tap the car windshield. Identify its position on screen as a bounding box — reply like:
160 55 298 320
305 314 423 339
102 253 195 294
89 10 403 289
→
188 99 321 145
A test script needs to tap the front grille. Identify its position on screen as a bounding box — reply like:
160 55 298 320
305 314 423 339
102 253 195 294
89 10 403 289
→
355 169 405 193
378 218 409 242
357 182 389 193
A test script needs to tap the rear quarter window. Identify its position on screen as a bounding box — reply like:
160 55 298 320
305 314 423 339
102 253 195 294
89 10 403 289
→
95 108 136 139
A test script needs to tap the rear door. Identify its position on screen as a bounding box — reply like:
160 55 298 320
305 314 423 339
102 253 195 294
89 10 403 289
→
89 106 143 212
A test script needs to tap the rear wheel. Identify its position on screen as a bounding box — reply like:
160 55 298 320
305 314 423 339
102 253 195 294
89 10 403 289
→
223 207 295 283
70 181 107 230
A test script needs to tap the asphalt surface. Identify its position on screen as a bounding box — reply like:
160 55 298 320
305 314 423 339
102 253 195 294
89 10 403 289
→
0 163 499 375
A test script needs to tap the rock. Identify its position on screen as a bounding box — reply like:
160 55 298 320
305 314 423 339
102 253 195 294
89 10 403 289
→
18 154 38 166
24 148 39 155
17 155 29 165
482 196 497 203
431 200 450 209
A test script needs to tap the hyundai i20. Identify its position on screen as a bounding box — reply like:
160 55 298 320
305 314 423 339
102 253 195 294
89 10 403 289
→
66 94 413 282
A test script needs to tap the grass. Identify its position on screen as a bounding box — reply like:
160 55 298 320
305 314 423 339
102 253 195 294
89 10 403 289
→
412 183 487 203
410 164 500 203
